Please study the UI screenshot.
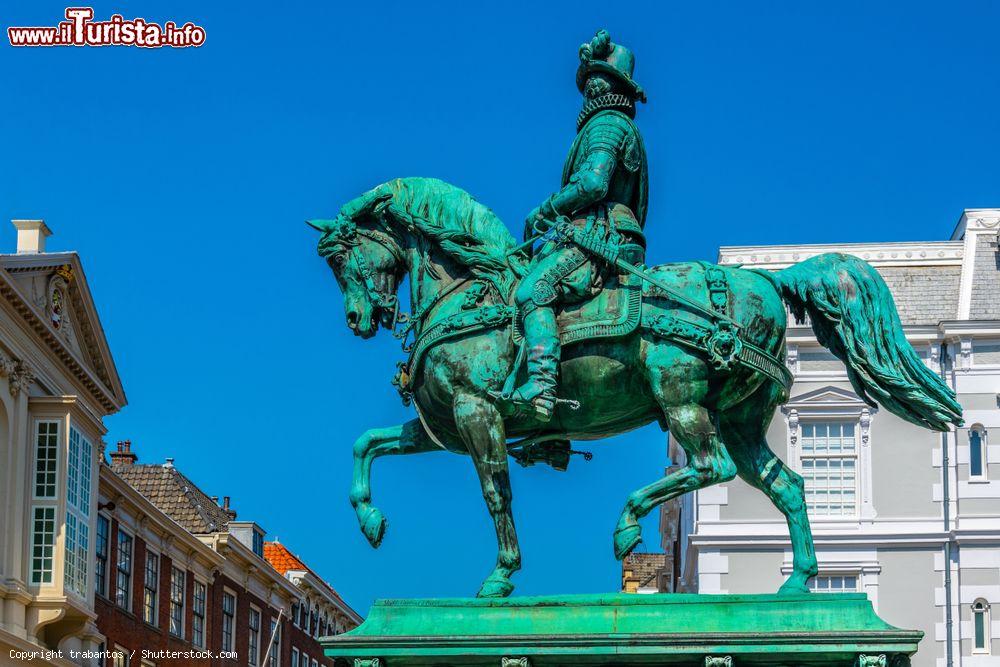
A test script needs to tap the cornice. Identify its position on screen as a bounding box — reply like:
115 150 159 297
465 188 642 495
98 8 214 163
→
718 240 964 269
0 265 121 413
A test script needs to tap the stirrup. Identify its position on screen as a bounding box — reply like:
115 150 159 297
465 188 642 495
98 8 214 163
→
487 389 579 422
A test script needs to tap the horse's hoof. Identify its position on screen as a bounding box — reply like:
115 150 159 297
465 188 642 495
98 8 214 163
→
613 523 642 560
777 578 811 595
358 506 387 548
476 573 514 598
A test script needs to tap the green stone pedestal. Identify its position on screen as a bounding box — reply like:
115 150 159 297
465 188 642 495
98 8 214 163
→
322 593 921 666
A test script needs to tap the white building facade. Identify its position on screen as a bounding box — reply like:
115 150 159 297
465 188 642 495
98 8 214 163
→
678 210 1000 667
0 221 127 666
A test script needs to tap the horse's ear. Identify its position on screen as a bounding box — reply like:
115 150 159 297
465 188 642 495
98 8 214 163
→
306 219 334 232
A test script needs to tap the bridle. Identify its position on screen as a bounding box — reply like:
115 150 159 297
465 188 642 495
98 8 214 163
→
332 225 408 334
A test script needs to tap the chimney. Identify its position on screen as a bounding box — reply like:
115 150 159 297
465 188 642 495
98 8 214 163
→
108 439 138 466
163 457 175 469
12 220 52 254
221 495 237 519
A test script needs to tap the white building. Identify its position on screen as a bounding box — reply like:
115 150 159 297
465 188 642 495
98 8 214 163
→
0 221 127 666
675 210 1000 666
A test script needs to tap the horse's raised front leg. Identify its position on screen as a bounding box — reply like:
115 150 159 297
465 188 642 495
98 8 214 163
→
350 419 439 548
453 394 521 598
614 403 737 560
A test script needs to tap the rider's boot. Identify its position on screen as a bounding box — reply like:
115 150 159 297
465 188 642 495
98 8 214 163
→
505 306 560 421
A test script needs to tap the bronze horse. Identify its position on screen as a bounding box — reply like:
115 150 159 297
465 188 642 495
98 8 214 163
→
310 177 962 598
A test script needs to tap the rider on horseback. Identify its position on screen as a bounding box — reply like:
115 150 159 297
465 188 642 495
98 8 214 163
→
500 29 649 421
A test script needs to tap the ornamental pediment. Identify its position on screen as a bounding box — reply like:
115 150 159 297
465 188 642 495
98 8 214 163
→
781 385 871 412
0 252 125 412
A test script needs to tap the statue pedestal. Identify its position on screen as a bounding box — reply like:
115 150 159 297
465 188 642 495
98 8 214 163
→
322 592 920 666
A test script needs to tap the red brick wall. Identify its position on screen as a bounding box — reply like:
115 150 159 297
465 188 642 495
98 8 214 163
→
96 520 336 667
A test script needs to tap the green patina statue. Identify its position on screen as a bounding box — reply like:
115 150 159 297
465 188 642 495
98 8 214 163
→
308 30 963 601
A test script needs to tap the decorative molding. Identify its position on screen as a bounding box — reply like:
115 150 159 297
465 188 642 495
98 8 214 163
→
787 409 799 447
0 351 35 396
860 408 872 446
353 660 381 667
718 240 964 270
501 658 530 667
856 655 886 667
705 657 733 666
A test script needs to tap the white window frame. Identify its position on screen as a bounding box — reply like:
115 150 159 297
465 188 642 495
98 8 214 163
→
168 566 185 638
969 424 988 482
970 337 1000 369
291 647 299 667
116 528 134 611
268 616 281 667
113 644 130 667
192 577 208 648
29 505 56 584
143 549 159 626
95 513 111 598
783 387 877 521
808 573 860 593
972 598 992 655
32 419 60 499
222 588 237 652
248 604 262 666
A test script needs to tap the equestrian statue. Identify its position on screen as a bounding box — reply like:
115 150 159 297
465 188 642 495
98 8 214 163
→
307 30 963 599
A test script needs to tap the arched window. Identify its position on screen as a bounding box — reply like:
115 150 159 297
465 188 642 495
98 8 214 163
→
972 598 991 654
970 425 987 480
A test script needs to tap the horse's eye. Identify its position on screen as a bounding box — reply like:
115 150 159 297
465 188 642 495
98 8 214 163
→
333 254 346 266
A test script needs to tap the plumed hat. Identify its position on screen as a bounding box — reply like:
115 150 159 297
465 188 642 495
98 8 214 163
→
576 29 646 103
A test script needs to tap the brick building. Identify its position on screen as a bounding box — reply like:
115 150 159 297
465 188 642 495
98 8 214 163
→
98 442 361 667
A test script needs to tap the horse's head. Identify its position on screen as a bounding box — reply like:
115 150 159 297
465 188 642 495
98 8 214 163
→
309 194 404 339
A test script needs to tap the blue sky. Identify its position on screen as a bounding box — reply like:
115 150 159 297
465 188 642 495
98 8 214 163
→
2 1 997 612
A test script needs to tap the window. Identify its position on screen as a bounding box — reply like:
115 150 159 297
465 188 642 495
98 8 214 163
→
268 618 281 667
311 659 318 667
291 602 299 628
252 529 264 558
970 425 988 480
800 422 858 516
249 607 261 666
299 653 308 667
67 426 93 515
192 581 207 648
116 531 133 610
34 421 59 498
113 645 130 667
30 506 56 584
310 608 318 637
63 426 92 597
169 567 185 637
222 591 236 651
143 552 159 625
808 575 859 593
973 598 991 654
95 515 110 597
291 648 299 667
299 599 308 629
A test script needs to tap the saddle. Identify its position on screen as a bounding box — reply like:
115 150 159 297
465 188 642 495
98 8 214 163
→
513 271 643 347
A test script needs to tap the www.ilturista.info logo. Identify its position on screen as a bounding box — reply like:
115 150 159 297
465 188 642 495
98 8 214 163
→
8 7 205 48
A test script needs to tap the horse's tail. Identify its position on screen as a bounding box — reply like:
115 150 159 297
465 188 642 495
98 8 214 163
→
765 252 963 431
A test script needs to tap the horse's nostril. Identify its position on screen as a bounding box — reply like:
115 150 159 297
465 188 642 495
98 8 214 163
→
347 311 359 328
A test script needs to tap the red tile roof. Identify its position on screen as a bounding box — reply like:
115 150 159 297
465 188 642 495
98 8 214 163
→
264 541 306 575
264 541 358 620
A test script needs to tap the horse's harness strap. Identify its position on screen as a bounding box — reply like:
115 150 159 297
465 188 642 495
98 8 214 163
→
392 257 792 404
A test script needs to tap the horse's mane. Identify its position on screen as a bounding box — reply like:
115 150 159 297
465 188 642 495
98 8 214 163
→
343 177 520 280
